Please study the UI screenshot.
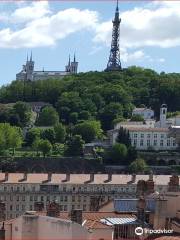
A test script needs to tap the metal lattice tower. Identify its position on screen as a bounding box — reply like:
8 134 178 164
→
105 0 122 71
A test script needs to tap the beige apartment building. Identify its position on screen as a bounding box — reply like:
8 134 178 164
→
0 173 177 220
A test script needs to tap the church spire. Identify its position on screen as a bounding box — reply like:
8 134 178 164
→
69 54 71 66
74 53 76 62
30 51 33 61
26 54 29 62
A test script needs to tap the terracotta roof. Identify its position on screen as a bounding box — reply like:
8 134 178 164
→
0 173 174 185
83 219 113 229
0 173 173 185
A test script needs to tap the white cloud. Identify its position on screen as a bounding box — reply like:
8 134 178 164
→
0 0 179 67
94 2 180 49
0 3 98 48
11 1 51 23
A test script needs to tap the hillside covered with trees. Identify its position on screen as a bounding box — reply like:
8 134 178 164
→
0 66 179 171
0 67 180 130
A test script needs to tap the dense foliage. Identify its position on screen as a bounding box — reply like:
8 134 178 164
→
0 67 179 130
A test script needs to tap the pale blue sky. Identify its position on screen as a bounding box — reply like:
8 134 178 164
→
0 1 180 85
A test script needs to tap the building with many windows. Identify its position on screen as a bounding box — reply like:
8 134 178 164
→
0 173 177 220
108 104 179 151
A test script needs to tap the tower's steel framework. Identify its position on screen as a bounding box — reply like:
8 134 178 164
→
105 0 122 71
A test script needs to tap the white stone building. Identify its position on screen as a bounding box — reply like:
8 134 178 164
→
132 107 154 120
16 53 78 81
108 104 179 151
0 173 174 220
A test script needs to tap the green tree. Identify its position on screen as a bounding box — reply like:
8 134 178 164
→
12 101 32 127
36 106 59 126
0 123 22 155
26 128 42 146
32 137 41 156
41 128 55 143
54 123 66 143
73 120 103 143
105 143 128 165
65 135 84 156
129 158 149 173
79 110 91 120
130 114 144 121
116 127 131 147
69 112 79 124
38 139 52 157
99 102 123 130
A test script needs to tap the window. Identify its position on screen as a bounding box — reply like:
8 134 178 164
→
173 140 176 146
16 196 19 201
134 133 137 138
133 139 137 146
34 196 37 201
83 196 87 202
72 196 75 202
160 140 163 146
154 140 157 146
41 196 44 202
22 205 25 211
30 196 33 201
83 205 86 211
167 139 171 146
64 196 68 202
64 205 67 211
22 196 25 201
140 139 144 146
154 134 157 138
10 205 13 211
63 186 66 192
141 134 144 138
78 196 81 202
147 134 150 138
147 140 150 147
16 205 19 211
161 134 164 138
60 195 63 201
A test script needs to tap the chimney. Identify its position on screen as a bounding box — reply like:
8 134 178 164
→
0 223 5 240
34 202 44 212
149 171 153 181
70 209 83 225
42 173 52 183
104 173 112 183
132 174 136 183
137 197 146 224
146 180 154 194
0 173 8 183
136 180 146 197
0 202 5 222
47 201 60 218
85 173 94 184
19 173 28 182
168 175 179 192
62 173 70 182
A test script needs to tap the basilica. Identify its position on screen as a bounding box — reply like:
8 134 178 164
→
16 53 78 81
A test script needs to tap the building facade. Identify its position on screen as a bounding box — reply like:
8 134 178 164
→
0 173 176 220
108 104 179 151
132 107 154 120
16 53 78 81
